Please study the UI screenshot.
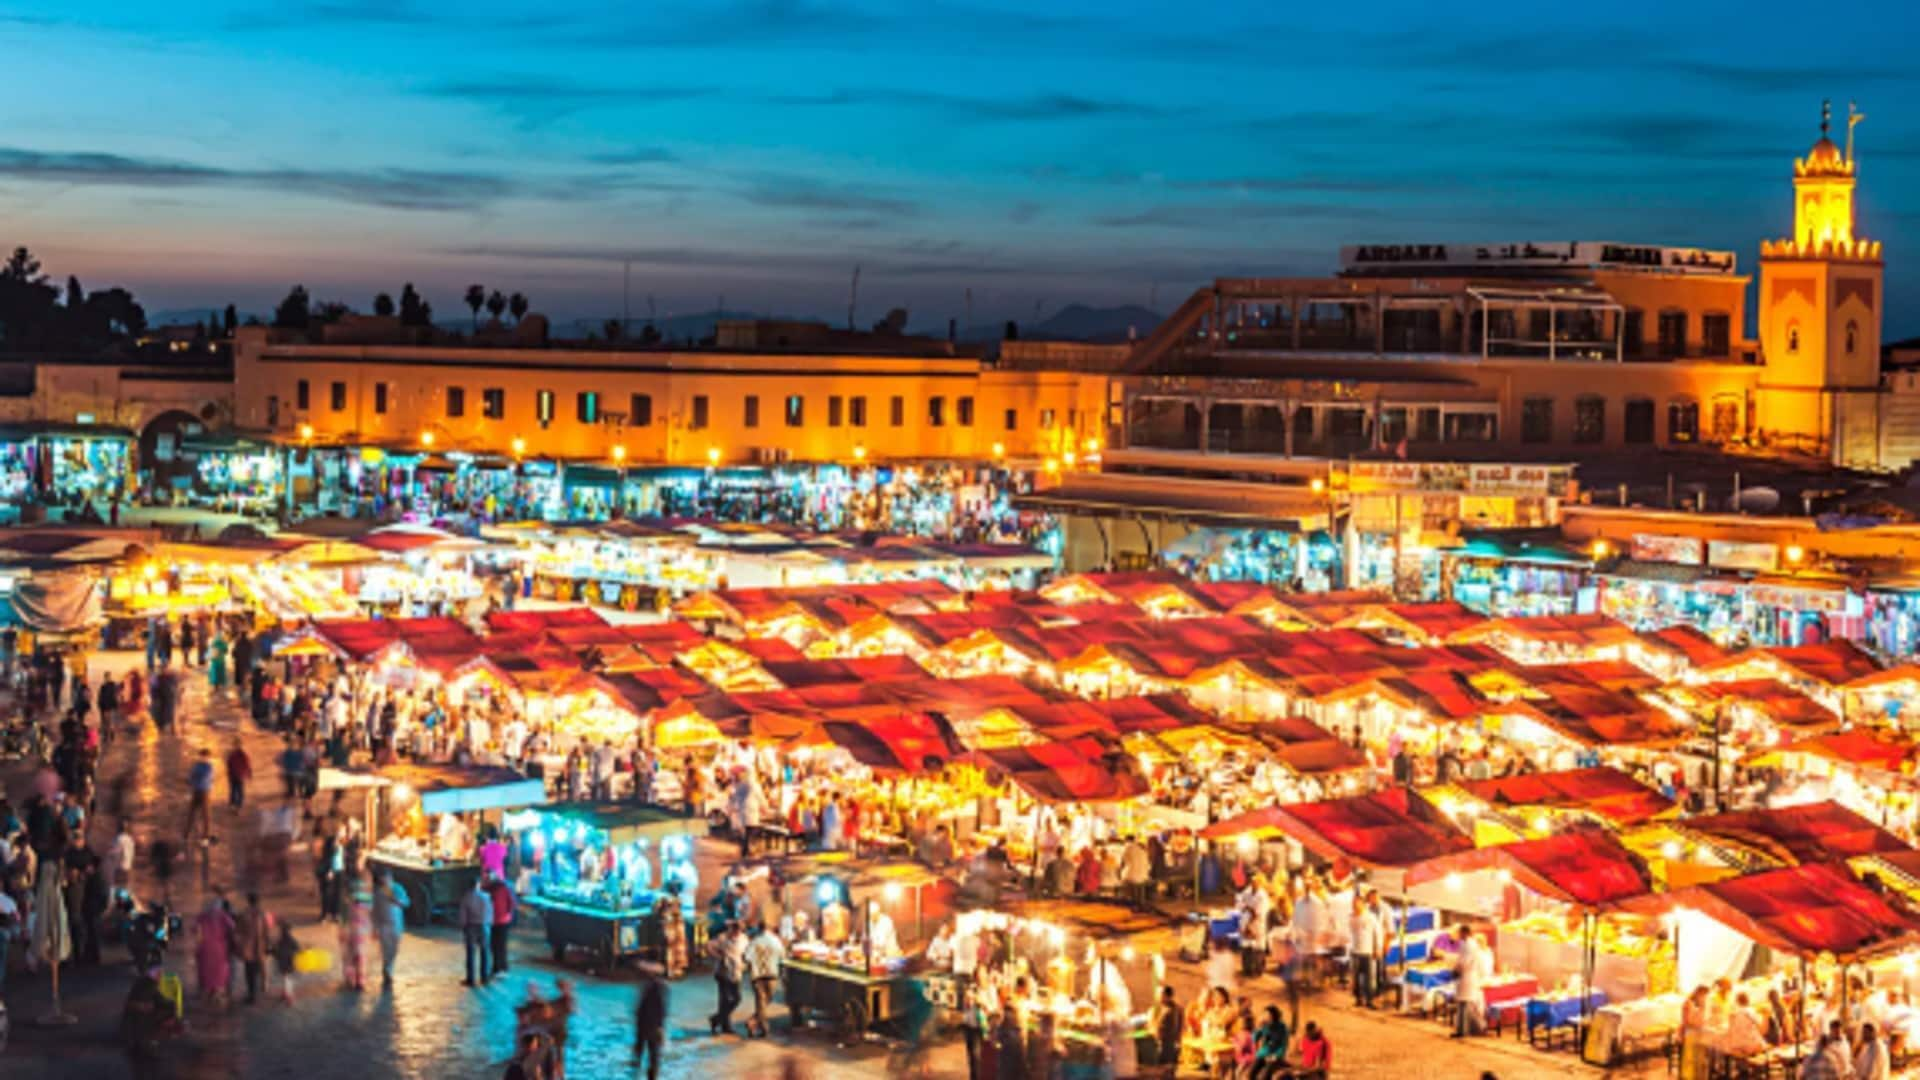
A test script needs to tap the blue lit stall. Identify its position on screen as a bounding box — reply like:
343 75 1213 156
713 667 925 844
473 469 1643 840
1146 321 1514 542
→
513 802 707 969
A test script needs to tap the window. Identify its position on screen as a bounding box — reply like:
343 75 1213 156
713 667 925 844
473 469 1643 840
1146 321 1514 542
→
1623 309 1645 357
267 395 279 427
1039 408 1057 428
827 396 843 428
890 396 904 427
1668 398 1699 443
330 381 346 411
446 386 465 418
849 396 867 427
1702 313 1731 355
1573 396 1605 444
630 394 652 427
785 395 804 427
373 383 389 415
742 395 758 428
1520 397 1554 443
1292 406 1314 441
296 380 310 410
1444 409 1497 442
1004 408 1018 431
576 391 598 424
1623 398 1654 444
1657 311 1687 356
1378 407 1408 445
537 390 555 426
690 395 709 430
483 388 505 420
1787 324 1801 353
1846 321 1859 355
1414 407 1440 442
1711 397 1739 442
957 396 974 426
928 396 946 427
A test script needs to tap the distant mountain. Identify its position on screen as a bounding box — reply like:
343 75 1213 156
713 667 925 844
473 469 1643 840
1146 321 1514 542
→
556 309 766 343
150 307 255 328
952 303 1163 344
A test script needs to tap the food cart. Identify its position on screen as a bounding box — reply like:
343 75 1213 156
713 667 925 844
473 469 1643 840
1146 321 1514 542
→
328 763 546 925
512 802 707 969
778 857 954 1036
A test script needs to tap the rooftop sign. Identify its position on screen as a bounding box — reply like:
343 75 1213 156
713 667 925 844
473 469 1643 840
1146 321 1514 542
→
1340 241 1737 276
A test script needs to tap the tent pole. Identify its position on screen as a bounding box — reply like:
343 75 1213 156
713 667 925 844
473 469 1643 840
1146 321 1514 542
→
1797 955 1808 1069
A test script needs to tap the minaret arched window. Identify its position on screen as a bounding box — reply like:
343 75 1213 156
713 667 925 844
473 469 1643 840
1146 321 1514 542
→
1846 321 1858 355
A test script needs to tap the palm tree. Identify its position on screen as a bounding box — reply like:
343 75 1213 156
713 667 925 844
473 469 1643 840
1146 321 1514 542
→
485 289 506 323
464 284 485 330
508 292 528 324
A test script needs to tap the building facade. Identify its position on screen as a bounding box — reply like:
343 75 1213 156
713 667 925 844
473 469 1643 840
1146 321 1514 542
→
231 327 1105 468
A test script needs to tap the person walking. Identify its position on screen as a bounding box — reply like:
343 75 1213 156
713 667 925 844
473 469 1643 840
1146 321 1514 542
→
486 872 516 977
185 748 215 843
193 893 235 1004
1351 889 1385 1009
372 869 409 988
743 921 785 1037
707 921 746 1035
634 963 670 1080
461 877 492 987
208 630 229 693
233 892 272 1005
225 741 252 811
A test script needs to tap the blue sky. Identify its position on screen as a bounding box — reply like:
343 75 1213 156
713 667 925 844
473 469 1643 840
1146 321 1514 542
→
3 0 1918 335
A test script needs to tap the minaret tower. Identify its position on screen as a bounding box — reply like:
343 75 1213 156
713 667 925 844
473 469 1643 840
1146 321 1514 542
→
1756 101 1885 466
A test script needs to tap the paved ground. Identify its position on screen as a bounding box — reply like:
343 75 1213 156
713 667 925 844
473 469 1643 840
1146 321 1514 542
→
0 651 1637 1077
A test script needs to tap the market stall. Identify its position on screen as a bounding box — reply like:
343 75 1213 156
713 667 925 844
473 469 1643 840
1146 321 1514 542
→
329 762 546 925
511 802 707 968
780 856 955 1035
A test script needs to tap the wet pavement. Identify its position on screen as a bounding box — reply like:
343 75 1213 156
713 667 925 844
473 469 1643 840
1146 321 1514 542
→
1 651 1631 1077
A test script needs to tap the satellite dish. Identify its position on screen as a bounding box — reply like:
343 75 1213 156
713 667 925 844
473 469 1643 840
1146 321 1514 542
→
1733 487 1781 513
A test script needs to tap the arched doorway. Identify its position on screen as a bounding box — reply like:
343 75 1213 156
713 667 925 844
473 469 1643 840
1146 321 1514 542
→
139 408 208 488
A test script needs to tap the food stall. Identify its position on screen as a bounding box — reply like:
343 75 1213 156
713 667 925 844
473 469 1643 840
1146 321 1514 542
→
779 856 955 1035
512 802 707 968
329 763 546 925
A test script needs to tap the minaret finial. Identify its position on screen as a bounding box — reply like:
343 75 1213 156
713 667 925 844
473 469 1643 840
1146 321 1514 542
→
1821 99 1832 137
1847 101 1865 165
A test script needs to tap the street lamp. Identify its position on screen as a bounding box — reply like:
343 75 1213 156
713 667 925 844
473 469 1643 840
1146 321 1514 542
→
991 441 1005 459
511 437 526 459
420 431 435 449
298 423 314 442
1785 544 1806 566
611 444 627 463
852 444 867 463
706 446 721 467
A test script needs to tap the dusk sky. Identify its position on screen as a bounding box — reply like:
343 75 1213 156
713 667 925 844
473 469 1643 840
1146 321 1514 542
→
5 1 1919 335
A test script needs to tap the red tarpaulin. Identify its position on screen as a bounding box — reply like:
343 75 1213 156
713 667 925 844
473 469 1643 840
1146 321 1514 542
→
1757 729 1916 774
974 738 1148 803
1405 829 1654 907
817 713 961 775
1619 862 1920 962
1680 801 1912 865
1229 789 1472 869
1456 767 1675 827
485 607 609 633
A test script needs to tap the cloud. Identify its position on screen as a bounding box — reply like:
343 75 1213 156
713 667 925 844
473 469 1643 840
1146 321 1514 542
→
1667 61 1920 93
734 173 917 216
1171 175 1453 196
581 146 680 166
1091 202 1384 229
418 77 714 122
0 147 521 212
770 87 1162 121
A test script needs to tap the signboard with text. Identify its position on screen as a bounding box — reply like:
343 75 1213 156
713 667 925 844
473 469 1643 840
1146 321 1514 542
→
1707 539 1780 573
1631 533 1705 566
1340 241 1737 277
1350 460 1562 496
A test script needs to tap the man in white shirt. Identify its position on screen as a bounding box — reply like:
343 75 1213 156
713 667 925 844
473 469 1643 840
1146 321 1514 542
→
1350 891 1385 1009
1856 1022 1892 1080
1452 925 1490 1037
110 819 137 895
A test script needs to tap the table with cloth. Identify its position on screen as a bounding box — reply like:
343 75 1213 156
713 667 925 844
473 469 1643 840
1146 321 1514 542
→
1496 924 1651 1004
1582 993 1682 1066
1528 989 1607 1046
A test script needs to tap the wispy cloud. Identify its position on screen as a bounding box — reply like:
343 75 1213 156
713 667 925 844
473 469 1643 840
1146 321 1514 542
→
581 146 680 166
0 147 520 211
772 87 1164 121
1092 203 1383 229
734 172 917 216
418 77 714 123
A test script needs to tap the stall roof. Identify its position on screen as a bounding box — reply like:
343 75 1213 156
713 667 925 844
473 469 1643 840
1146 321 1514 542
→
1619 862 1920 962
1638 624 1732 668
1406 828 1654 907
1686 679 1840 731
333 762 545 815
1454 766 1675 827
530 802 707 845
816 713 962 774
973 737 1149 803
1679 801 1914 866
1704 640 1884 687
1747 729 1916 774
1452 612 1638 648
1232 788 1473 870
484 607 610 633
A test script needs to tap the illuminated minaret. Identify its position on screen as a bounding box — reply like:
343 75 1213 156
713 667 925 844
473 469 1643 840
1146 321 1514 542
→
1757 101 1884 467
